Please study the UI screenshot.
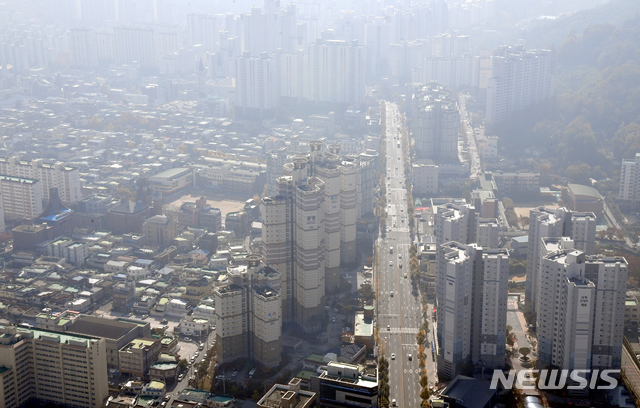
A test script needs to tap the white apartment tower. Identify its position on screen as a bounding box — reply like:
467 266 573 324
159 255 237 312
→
304 39 366 106
525 206 596 315
187 13 219 51
436 242 509 379
476 248 509 369
0 175 43 220
0 326 109 408
619 153 640 203
214 255 282 367
476 217 500 249
113 26 157 69
0 157 81 203
537 248 626 391
485 45 554 125
235 52 279 115
412 82 461 160
69 27 97 68
434 202 475 246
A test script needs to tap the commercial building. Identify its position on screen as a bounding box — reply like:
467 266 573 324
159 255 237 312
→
310 361 378 408
149 167 193 195
214 255 282 367
0 325 108 408
0 157 81 203
143 215 178 248
413 162 439 195
0 175 43 219
411 82 460 161
489 171 540 196
66 315 151 370
563 183 604 217
118 338 161 378
485 45 554 125
436 243 509 379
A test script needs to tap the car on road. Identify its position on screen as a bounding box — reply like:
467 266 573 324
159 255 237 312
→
178 374 184 381
387 325 390 330
161 319 168 324
391 353 395 360
141 314 148 319
231 371 238 377
390 291 394 297
331 317 336 323
398 253 402 259
389 261 393 266
399 263 402 268
408 354 412 361
392 399 397 406
404 273 407 278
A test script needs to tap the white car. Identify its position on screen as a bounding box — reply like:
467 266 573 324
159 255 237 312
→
389 261 393 266
391 353 395 360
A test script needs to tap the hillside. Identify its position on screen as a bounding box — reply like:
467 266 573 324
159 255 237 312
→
521 0 640 48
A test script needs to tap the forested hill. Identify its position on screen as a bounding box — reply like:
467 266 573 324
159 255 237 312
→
494 13 640 187
522 0 640 49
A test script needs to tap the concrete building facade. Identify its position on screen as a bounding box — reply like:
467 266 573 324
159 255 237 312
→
0 325 109 408
0 157 81 203
436 242 509 379
485 45 554 125
214 255 282 367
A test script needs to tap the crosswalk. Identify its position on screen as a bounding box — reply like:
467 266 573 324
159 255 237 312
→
387 327 420 334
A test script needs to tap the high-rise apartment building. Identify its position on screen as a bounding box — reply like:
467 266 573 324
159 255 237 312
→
436 242 509 379
187 13 219 51
304 39 365 106
476 217 500 249
412 82 461 160
263 144 375 326
214 255 282 367
261 195 293 323
113 26 157 69
434 202 475 246
619 153 640 203
536 247 626 393
485 45 554 125
0 157 81 203
235 52 279 115
69 27 97 68
525 206 596 315
0 175 42 220
0 325 109 408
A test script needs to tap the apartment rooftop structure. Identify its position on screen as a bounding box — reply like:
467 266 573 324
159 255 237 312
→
310 361 378 408
258 378 317 408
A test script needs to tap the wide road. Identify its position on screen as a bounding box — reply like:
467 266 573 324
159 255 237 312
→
377 102 424 408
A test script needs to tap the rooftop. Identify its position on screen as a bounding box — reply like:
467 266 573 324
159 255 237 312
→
68 315 138 340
